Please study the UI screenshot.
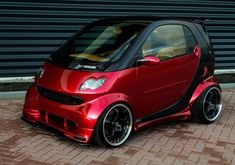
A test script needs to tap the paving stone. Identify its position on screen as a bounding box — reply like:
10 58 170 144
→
0 89 234 164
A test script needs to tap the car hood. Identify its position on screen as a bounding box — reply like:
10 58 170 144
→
37 62 113 95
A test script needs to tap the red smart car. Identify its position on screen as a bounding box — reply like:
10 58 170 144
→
22 17 222 147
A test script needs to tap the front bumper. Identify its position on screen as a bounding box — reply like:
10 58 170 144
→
22 84 98 143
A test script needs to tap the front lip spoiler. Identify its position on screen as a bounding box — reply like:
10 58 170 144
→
21 116 38 126
21 116 89 143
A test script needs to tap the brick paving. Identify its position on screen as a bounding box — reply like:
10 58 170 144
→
0 89 235 165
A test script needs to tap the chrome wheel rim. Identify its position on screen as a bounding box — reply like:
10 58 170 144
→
203 87 222 121
103 104 132 146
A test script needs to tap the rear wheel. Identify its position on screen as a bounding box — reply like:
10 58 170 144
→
94 103 133 147
191 86 222 124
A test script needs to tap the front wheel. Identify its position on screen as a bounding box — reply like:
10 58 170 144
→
94 103 133 147
191 86 222 124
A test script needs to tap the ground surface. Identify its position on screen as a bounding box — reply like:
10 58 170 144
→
0 89 235 165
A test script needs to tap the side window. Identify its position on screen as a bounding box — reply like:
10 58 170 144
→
183 26 198 54
142 25 187 61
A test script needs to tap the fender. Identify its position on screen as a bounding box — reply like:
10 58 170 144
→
85 93 135 121
22 83 40 123
189 76 220 106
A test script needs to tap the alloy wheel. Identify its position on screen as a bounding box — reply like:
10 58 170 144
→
102 104 132 146
203 87 222 121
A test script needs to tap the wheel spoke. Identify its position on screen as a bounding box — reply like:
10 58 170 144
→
105 126 115 137
211 109 217 117
210 94 218 103
105 120 113 125
205 107 209 114
207 91 213 101
204 103 210 113
204 100 209 104
112 108 120 122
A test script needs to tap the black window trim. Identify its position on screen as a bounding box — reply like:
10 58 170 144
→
183 25 198 55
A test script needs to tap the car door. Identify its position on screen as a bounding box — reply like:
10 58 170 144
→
136 24 200 118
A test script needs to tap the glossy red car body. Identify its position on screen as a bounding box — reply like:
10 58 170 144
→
22 17 220 144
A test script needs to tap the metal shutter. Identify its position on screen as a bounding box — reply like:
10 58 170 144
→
0 0 234 77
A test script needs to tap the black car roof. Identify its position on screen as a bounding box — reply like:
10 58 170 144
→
92 16 207 25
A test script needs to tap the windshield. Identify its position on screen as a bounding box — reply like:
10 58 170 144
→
50 21 147 71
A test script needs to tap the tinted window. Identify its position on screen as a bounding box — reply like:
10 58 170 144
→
142 25 187 61
50 21 148 70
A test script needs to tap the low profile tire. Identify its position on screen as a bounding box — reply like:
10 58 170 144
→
191 86 222 124
94 103 133 147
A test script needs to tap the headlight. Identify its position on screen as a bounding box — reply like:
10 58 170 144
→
80 77 106 90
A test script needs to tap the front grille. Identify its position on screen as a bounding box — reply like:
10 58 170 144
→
37 86 83 105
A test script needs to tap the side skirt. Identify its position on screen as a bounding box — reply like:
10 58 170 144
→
134 106 191 131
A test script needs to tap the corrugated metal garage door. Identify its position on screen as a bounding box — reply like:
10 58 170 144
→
0 0 235 77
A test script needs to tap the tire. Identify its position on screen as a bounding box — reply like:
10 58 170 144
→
191 86 222 124
94 103 133 147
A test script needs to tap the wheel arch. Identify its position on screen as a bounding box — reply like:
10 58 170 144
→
86 93 136 129
189 76 221 106
95 99 135 125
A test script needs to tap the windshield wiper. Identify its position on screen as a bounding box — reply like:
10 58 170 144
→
74 64 102 72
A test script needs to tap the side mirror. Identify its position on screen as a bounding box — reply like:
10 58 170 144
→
193 45 201 57
138 55 160 66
